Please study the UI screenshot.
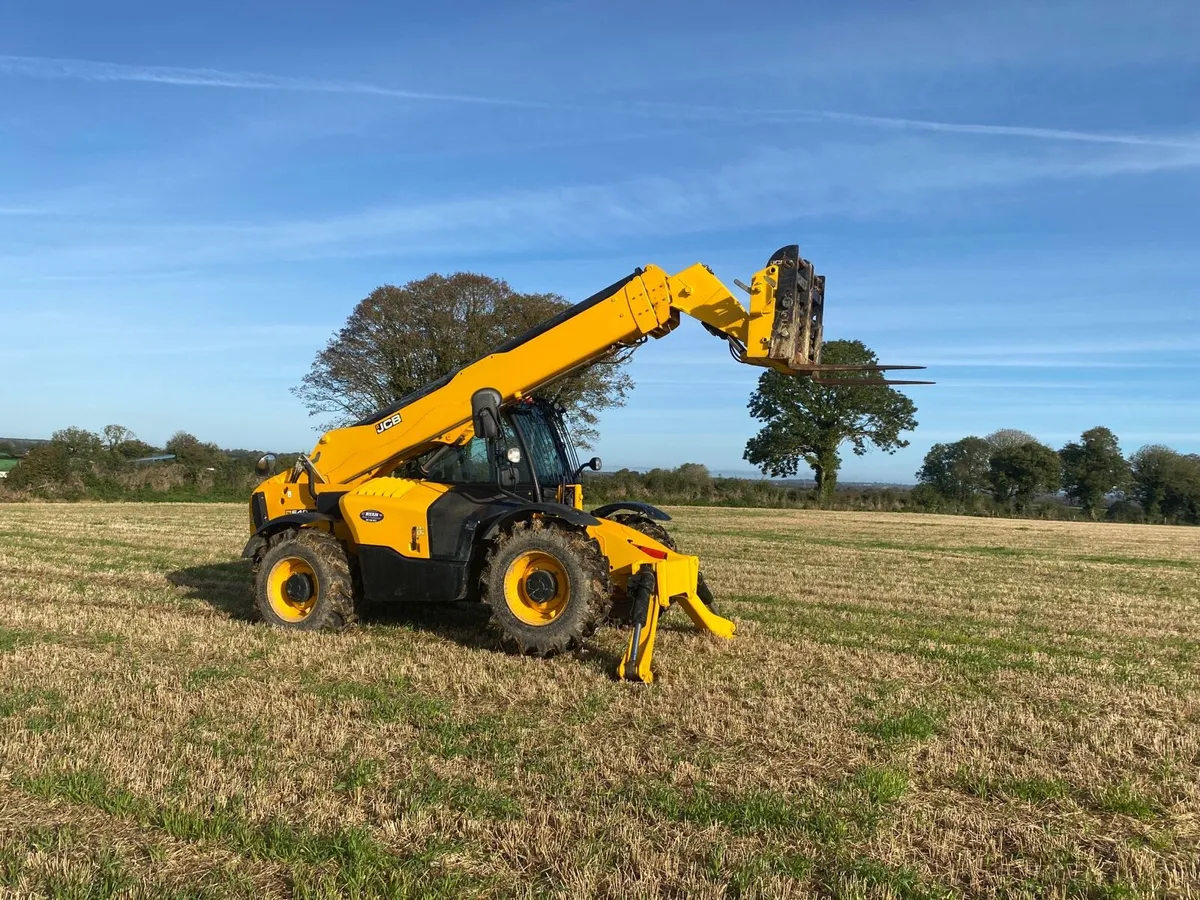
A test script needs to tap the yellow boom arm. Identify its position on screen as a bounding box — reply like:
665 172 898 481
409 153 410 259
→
306 245 825 491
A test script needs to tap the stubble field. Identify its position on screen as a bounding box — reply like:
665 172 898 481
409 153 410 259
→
0 502 1198 899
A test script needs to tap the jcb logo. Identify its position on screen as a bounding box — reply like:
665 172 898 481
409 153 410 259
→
375 413 402 435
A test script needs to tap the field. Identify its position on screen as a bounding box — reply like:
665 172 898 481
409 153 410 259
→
0 504 1198 899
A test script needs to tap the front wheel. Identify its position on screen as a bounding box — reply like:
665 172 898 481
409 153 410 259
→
482 519 611 656
253 529 357 631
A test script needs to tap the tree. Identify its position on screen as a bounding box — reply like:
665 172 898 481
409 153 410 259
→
743 340 918 501
293 273 634 448
102 425 135 452
916 436 992 501
49 427 103 458
989 441 1061 511
1059 426 1130 518
4 444 69 489
986 429 1039 451
1130 445 1200 524
1130 445 1176 521
166 432 223 469
115 439 158 460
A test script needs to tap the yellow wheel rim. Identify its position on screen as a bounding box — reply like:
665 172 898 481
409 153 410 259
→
503 551 571 626
266 556 319 623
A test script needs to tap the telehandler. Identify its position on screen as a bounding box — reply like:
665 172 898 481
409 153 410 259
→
244 245 924 681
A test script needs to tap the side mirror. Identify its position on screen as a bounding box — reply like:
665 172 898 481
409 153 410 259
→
471 388 502 440
573 456 602 481
255 453 277 476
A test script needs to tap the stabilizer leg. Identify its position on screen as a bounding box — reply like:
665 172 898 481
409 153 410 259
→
676 592 736 639
618 565 663 683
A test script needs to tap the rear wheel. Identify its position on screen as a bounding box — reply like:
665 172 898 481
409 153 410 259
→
608 513 717 619
482 519 611 656
253 529 357 631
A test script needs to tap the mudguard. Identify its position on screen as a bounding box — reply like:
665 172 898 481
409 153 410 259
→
241 511 338 559
591 501 672 522
479 502 599 541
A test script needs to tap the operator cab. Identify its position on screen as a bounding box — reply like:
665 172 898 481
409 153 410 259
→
399 398 600 508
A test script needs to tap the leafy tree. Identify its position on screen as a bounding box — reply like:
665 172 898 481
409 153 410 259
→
743 340 918 501
293 273 634 447
115 439 158 460
986 429 1038 451
4 444 69 489
102 425 135 452
49 427 103 458
675 462 710 488
1170 455 1200 524
1130 445 1176 521
1059 426 1129 518
1131 445 1200 524
166 432 223 469
916 436 992 501
989 441 1061 511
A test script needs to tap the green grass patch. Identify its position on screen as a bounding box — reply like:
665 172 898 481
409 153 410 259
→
0 626 35 653
857 706 941 744
402 772 523 821
335 758 382 794
309 677 518 763
957 770 1071 805
15 767 479 897
183 663 249 691
820 856 952 900
308 676 449 724
638 765 908 845
1091 782 1162 820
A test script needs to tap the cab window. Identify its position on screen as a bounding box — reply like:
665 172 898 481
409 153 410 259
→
404 421 533 486
420 437 493 483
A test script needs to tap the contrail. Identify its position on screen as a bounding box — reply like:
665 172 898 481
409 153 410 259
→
0 54 560 109
620 101 1200 151
3 53 1195 150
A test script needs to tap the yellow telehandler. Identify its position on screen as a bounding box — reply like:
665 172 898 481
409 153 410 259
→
244 245 924 681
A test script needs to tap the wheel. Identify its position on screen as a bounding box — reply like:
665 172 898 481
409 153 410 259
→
253 529 357 631
481 519 611 656
607 513 717 617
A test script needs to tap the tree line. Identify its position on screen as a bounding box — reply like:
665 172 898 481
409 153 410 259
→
0 426 289 502
915 427 1200 524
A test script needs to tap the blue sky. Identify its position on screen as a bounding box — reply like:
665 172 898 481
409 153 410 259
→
2 1 1198 482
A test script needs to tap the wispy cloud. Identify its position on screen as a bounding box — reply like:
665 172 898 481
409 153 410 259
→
4 134 1199 280
0 54 555 109
3 53 1197 153
628 103 1200 151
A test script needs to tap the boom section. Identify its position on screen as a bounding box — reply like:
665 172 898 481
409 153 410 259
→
307 245 834 490
313 266 679 487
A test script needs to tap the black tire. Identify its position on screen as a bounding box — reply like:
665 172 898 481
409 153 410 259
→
609 513 679 551
253 528 357 631
608 513 717 617
481 519 611 656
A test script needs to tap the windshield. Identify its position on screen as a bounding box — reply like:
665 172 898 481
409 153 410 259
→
509 402 577 487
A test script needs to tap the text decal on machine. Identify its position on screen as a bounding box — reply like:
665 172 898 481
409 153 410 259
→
375 413 402 435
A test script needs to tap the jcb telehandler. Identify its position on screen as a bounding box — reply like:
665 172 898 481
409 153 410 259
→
244 245 924 681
